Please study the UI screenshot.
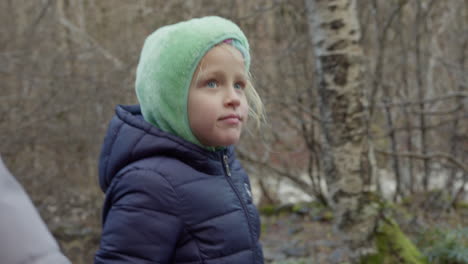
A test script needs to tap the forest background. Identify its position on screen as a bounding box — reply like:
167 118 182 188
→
1 0 467 263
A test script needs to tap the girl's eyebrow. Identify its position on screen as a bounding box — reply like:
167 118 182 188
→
197 69 248 82
198 69 221 76
235 72 248 80
195 71 217 83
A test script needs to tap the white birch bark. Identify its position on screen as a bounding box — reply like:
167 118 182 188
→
305 0 378 260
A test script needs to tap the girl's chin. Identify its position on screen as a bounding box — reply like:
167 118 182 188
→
206 137 240 147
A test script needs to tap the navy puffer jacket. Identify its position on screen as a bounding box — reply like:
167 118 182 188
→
94 105 263 264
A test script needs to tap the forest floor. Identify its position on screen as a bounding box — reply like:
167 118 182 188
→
261 213 334 264
259 199 468 264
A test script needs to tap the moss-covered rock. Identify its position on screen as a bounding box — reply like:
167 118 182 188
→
361 218 428 264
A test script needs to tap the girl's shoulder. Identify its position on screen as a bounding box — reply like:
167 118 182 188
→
111 154 199 187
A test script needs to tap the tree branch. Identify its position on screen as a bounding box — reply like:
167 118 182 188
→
376 149 468 173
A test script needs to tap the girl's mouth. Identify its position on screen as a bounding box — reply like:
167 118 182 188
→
219 114 242 124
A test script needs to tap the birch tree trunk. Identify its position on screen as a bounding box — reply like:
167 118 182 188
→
305 1 426 263
305 0 375 256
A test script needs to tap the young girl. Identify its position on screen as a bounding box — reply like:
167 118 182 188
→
95 16 265 264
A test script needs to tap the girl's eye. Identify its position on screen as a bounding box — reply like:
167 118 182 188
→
234 82 245 90
206 80 218 88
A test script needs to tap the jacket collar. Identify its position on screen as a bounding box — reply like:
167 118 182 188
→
98 105 235 192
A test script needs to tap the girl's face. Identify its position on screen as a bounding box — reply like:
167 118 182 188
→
188 44 249 147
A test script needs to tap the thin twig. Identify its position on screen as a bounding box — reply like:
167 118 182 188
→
376 149 468 173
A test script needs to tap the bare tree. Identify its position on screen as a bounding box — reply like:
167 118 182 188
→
305 0 376 259
305 0 426 262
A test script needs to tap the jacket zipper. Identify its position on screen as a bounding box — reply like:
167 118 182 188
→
223 154 232 177
221 151 256 263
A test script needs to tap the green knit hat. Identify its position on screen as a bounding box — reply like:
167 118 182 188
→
135 16 250 146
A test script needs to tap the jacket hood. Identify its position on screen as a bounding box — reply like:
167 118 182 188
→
98 105 234 192
135 16 250 147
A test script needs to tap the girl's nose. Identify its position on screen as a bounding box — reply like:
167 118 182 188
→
224 87 241 108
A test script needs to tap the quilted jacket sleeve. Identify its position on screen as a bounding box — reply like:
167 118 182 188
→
0 157 71 264
94 169 184 264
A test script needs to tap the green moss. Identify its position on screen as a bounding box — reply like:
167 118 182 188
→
276 204 294 215
260 201 327 217
260 222 269 234
361 219 428 264
292 202 315 215
321 210 334 222
400 195 413 207
260 205 277 216
455 202 468 210
272 258 311 264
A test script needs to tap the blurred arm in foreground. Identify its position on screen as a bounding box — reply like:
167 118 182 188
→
0 156 71 264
